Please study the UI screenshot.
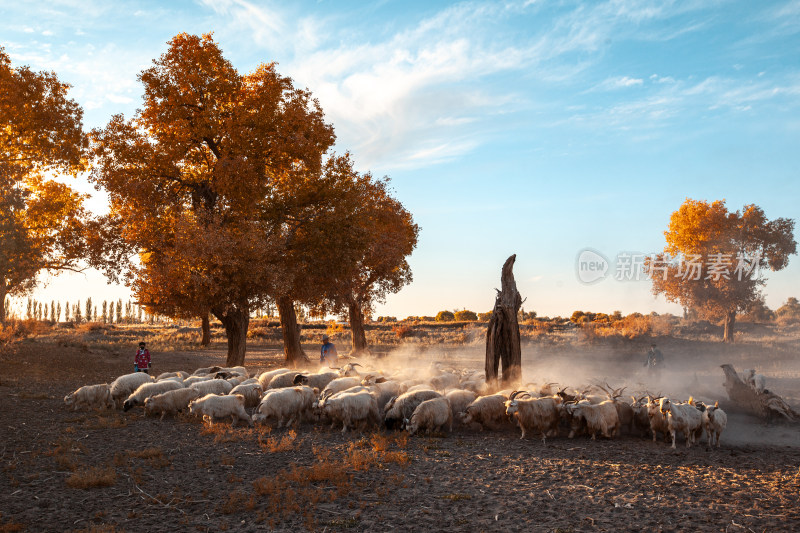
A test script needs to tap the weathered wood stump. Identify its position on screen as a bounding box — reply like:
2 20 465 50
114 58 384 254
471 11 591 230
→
720 364 799 422
485 254 522 388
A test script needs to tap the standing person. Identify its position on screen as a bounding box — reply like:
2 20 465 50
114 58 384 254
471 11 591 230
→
135 341 151 374
644 343 664 374
320 334 338 367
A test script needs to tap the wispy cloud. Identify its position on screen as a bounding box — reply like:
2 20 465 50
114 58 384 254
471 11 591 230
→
594 76 645 91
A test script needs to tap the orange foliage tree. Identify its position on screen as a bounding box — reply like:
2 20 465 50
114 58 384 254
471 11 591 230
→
0 47 88 323
647 199 796 342
302 156 418 356
89 34 335 365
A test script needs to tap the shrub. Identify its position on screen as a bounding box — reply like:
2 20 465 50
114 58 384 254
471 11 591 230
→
65 466 116 489
377 316 397 323
391 324 413 339
477 312 493 321
435 311 455 322
775 297 800 325
453 310 477 321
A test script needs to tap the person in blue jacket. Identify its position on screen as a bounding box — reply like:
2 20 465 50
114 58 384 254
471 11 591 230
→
320 334 338 367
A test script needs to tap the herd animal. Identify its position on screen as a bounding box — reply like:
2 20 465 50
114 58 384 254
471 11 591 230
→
64 362 732 449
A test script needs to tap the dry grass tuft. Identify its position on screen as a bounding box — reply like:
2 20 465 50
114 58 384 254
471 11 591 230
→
113 448 171 469
0 518 25 533
200 424 254 443
442 493 472 501
71 523 125 532
217 489 255 514
259 429 298 453
65 465 117 489
84 415 128 429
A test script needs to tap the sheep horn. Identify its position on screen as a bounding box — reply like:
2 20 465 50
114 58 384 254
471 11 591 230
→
509 390 528 401
351 363 362 368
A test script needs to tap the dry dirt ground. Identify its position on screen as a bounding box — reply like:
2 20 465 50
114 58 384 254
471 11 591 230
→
1 334 799 532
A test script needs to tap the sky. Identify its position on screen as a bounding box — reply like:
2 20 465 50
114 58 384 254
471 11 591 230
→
3 0 800 319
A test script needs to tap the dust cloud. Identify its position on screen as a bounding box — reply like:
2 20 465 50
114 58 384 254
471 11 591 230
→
346 336 800 448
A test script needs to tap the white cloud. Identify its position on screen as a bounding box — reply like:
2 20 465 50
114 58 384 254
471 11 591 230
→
42 30 54 36
195 0 723 168
650 74 675 84
106 94 134 104
594 76 644 90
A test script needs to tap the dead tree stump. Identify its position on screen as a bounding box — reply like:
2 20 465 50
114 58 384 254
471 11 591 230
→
720 364 799 422
485 254 523 388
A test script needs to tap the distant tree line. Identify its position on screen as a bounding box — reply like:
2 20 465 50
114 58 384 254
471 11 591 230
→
5 296 150 324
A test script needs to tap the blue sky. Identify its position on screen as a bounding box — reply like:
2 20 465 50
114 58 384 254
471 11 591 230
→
3 0 799 319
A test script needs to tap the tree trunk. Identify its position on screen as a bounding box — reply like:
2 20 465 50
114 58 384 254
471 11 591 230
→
200 314 211 346
0 284 7 325
720 364 799 422
723 310 736 342
211 304 249 367
485 255 523 388
348 298 370 355
277 296 308 366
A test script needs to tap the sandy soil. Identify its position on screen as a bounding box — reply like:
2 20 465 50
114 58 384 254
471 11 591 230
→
1 335 799 532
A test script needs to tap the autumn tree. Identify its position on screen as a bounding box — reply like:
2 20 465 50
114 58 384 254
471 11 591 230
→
90 34 335 365
647 199 796 342
299 157 418 356
0 47 88 324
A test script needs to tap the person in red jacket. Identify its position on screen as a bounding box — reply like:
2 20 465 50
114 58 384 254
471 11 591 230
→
135 341 151 374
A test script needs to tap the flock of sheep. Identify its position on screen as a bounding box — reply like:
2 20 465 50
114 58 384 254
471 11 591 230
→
63 361 736 449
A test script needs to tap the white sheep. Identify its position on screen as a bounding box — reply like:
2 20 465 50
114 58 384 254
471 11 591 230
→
660 397 703 449
157 376 185 387
405 383 435 394
563 400 619 440
156 371 189 381
123 380 184 411
192 366 223 376
461 394 510 431
190 379 233 396
445 389 477 423
320 377 361 398
183 375 213 386
268 371 308 390
337 362 362 377
257 368 293 390
189 393 252 426
64 384 114 411
144 388 202 420
646 397 671 443
406 397 453 435
229 382 264 409
110 372 155 408
363 379 408 411
383 390 442 430
743 369 766 394
318 390 381 433
293 371 338 391
505 392 562 443
429 372 460 391
702 401 728 447
253 386 317 428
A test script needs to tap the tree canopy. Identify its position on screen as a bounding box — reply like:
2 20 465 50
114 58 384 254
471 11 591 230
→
0 46 88 323
90 33 336 364
647 199 796 342
90 33 417 366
